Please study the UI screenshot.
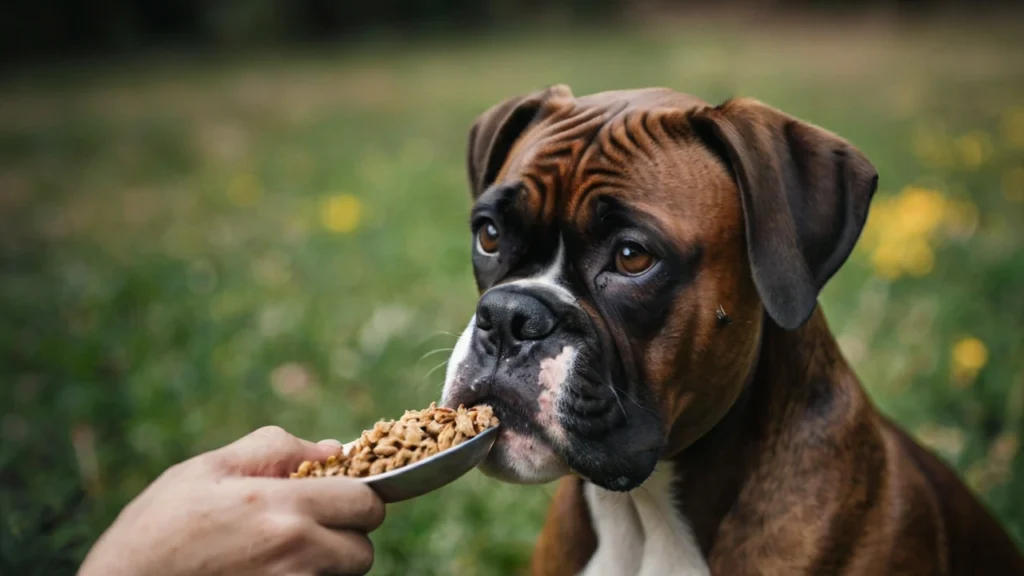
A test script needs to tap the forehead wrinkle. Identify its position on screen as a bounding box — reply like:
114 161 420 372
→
501 107 612 230
564 111 645 222
569 123 728 244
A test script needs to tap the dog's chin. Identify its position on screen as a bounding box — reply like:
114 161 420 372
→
478 427 569 484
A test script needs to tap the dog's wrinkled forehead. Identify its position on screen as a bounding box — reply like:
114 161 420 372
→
489 88 713 218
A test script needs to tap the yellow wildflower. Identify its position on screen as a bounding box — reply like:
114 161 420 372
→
320 194 363 233
902 238 935 277
898 186 947 237
861 186 950 280
857 196 893 253
951 336 988 388
869 240 904 280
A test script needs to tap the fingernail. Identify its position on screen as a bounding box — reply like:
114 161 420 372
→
317 439 342 448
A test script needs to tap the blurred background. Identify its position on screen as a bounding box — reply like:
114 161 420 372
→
1 1 1023 574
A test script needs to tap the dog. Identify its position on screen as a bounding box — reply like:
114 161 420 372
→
440 85 1024 575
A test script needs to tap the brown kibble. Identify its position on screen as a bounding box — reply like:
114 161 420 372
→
404 427 424 445
438 425 455 443
290 402 499 480
395 448 413 466
374 444 398 457
434 411 456 424
364 428 383 444
425 420 444 436
455 414 476 437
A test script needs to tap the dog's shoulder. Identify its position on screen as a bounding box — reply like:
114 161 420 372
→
880 417 1024 575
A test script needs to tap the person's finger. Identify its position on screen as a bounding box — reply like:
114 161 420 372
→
303 527 375 576
211 426 342 477
317 438 342 448
286 478 386 532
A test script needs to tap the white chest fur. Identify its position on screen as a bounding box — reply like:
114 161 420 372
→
580 463 709 576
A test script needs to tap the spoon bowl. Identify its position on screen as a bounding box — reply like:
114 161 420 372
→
342 426 499 503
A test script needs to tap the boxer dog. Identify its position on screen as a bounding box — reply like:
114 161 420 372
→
440 85 1024 575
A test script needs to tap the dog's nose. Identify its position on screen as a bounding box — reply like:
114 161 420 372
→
475 289 558 344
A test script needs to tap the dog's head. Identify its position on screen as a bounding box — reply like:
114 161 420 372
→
441 86 877 491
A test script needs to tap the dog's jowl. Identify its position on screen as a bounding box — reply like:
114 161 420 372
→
441 85 1024 575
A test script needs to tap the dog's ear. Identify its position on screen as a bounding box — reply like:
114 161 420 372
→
690 98 878 330
467 84 574 198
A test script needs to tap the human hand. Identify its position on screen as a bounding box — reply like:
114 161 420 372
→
79 426 385 576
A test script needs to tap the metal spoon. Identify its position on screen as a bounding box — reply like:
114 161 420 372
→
340 426 499 503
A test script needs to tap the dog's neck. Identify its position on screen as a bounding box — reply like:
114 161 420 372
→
670 306 868 555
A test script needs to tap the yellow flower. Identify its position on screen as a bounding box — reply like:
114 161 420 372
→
870 241 904 280
858 196 893 253
897 186 946 237
1003 107 1024 149
951 336 988 388
859 186 975 280
903 238 935 277
1003 167 1024 204
320 194 362 233
227 173 261 206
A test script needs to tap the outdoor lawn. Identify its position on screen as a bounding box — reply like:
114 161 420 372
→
2 18 1022 575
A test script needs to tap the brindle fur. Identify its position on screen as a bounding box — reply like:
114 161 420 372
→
465 86 1024 575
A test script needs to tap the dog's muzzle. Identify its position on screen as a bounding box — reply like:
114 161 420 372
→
442 280 662 491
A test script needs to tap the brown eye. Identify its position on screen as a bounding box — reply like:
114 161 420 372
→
476 220 500 255
614 242 655 275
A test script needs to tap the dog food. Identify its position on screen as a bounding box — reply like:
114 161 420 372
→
290 403 498 479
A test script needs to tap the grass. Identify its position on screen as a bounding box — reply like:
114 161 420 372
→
2 18 1023 575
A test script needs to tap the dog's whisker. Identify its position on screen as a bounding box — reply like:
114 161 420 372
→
624 391 657 416
417 347 454 362
415 331 460 346
421 358 451 382
609 386 629 421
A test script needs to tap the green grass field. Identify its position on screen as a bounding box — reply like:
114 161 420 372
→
2 19 1023 575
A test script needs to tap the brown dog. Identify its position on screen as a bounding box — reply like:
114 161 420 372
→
440 85 1024 575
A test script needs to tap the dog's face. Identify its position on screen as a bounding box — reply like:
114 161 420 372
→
441 86 877 491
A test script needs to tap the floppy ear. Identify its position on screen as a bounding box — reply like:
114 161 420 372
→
690 98 878 330
467 84 574 198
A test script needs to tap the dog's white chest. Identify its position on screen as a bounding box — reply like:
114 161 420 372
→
580 463 709 576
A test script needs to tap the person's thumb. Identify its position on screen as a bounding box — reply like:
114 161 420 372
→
210 426 341 478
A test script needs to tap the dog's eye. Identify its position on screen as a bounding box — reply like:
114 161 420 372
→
614 242 655 275
476 220 500 255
